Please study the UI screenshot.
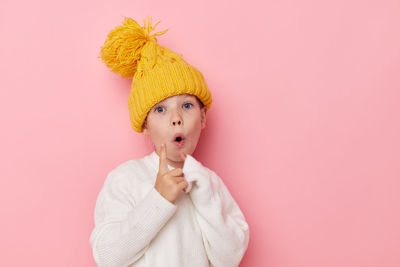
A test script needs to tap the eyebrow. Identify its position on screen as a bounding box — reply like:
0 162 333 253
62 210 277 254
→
154 95 196 109
183 95 196 100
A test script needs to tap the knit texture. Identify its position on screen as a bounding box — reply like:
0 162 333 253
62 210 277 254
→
89 151 250 267
99 17 213 132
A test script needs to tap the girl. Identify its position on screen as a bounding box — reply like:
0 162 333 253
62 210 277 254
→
89 16 250 267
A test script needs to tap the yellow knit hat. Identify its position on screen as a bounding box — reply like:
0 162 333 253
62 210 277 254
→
98 16 213 132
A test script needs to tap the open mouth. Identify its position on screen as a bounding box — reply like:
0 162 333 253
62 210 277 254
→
173 134 185 146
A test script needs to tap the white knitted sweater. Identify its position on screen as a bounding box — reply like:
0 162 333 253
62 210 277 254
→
89 151 250 267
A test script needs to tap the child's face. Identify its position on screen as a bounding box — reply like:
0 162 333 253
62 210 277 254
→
143 94 207 168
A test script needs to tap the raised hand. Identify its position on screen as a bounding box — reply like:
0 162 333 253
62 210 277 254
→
154 144 188 203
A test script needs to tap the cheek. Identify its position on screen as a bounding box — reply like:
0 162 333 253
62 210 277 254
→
193 112 203 127
150 128 164 141
186 115 203 134
149 124 170 143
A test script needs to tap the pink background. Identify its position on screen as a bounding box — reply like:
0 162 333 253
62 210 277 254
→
0 0 399 266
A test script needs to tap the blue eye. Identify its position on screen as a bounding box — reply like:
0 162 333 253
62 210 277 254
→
183 103 193 109
155 106 164 113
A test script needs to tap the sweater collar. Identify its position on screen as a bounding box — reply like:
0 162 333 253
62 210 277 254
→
148 150 175 172
147 150 204 173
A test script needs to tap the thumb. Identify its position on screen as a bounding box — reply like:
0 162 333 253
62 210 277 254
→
180 152 187 161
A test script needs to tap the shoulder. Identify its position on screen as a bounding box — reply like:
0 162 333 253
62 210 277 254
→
108 153 155 181
101 154 156 196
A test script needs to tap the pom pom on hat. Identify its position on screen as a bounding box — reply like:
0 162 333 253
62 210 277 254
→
99 17 168 78
99 16 213 133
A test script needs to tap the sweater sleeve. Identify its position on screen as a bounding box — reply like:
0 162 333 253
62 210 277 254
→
182 155 250 267
89 169 178 267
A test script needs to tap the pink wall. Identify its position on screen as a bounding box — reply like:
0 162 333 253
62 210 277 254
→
0 0 399 266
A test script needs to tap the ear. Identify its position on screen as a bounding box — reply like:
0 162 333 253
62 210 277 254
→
142 121 150 136
200 107 207 129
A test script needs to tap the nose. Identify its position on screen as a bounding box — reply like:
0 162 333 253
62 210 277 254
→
171 111 183 127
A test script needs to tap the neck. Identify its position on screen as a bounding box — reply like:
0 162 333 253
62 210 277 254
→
154 151 184 169
168 159 184 169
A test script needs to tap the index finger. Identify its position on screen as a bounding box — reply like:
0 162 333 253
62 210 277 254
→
159 143 169 173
